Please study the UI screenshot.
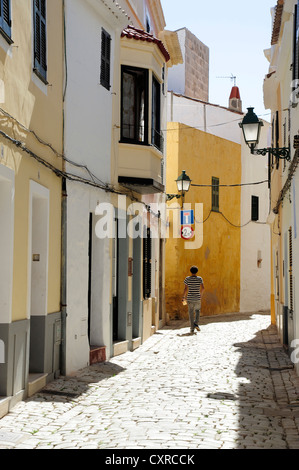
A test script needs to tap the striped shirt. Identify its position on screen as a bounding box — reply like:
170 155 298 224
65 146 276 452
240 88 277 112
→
184 276 203 302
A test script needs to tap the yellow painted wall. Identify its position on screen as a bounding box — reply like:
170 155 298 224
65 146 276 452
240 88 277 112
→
0 0 63 321
165 123 242 318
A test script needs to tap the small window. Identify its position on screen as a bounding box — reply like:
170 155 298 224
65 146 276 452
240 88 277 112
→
0 0 12 43
121 65 149 145
212 177 219 212
100 28 111 90
251 195 259 221
33 0 47 83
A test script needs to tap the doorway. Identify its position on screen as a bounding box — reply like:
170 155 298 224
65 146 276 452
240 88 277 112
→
28 182 49 373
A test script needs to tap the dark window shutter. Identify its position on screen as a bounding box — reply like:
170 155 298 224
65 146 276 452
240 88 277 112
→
275 111 280 169
251 196 259 221
100 28 111 90
212 177 219 212
293 3 299 82
34 0 47 82
143 228 152 299
0 0 12 40
289 227 294 313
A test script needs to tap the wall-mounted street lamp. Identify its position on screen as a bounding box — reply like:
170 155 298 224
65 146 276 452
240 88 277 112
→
239 107 290 161
166 170 192 202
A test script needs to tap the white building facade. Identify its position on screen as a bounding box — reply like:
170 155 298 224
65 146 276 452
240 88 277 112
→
263 0 299 373
63 0 129 374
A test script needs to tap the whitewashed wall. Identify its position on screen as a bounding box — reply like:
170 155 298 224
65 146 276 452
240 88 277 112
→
240 125 271 313
64 0 127 373
167 92 242 144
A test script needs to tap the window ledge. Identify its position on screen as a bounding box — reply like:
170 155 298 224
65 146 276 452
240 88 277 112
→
0 28 13 46
33 68 48 86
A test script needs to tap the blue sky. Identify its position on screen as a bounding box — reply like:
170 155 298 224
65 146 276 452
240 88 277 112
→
161 0 277 120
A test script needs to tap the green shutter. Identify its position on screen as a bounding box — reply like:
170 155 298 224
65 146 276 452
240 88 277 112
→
100 28 111 90
0 0 12 41
212 177 219 212
34 0 47 82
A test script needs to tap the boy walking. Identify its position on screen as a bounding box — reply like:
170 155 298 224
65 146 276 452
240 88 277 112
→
182 266 204 334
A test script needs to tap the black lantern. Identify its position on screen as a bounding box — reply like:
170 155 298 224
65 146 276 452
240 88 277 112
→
239 107 263 151
167 170 192 201
239 107 290 161
175 170 192 193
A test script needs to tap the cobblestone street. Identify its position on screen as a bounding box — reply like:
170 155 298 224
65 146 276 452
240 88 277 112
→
1 311 299 450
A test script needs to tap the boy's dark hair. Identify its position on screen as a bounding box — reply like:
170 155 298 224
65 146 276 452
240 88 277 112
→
190 266 198 274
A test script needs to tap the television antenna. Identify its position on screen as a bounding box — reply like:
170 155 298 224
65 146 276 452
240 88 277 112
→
216 74 237 86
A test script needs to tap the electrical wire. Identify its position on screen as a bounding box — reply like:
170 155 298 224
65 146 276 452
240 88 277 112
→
194 209 268 228
0 106 108 187
191 180 269 188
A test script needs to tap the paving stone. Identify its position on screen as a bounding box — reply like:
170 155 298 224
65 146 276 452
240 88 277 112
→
0 312 299 449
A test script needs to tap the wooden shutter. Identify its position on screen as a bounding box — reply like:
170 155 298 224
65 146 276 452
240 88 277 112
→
0 0 12 40
293 3 299 82
34 0 47 82
143 228 152 299
212 177 219 212
100 28 111 90
275 111 280 169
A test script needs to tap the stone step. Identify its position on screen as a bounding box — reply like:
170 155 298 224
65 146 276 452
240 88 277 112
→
89 346 106 365
27 373 47 398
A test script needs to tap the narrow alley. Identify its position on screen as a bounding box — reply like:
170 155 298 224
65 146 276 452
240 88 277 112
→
0 311 299 450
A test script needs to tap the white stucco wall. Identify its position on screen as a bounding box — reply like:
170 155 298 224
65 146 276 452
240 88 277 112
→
63 0 127 373
167 92 242 144
65 182 112 374
64 0 119 184
240 122 271 313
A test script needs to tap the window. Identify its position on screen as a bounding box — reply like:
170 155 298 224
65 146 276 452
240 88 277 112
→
251 195 259 221
0 0 12 43
152 75 163 151
100 28 111 90
33 0 47 83
211 177 219 212
121 65 148 144
143 227 152 300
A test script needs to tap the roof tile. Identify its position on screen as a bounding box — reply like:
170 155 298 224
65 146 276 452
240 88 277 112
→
121 25 170 62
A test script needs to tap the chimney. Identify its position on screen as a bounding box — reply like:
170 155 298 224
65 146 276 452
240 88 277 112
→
229 86 242 113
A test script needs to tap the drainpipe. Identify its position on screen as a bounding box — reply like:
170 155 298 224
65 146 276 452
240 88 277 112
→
60 0 67 376
60 177 67 376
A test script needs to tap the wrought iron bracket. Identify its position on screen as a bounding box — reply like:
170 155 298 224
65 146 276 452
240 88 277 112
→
166 194 182 201
251 145 290 161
